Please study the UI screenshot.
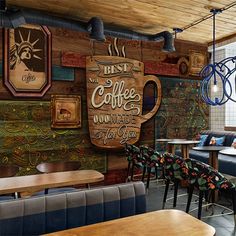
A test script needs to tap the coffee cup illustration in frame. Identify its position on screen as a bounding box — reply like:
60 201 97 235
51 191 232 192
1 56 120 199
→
4 24 51 97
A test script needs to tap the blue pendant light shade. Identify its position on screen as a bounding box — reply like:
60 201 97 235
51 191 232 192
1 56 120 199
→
200 9 236 106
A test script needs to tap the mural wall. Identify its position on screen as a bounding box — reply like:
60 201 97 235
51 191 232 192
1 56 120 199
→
0 27 209 176
0 100 106 175
155 77 209 151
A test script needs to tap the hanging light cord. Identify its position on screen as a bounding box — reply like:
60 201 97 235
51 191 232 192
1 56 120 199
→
177 1 236 33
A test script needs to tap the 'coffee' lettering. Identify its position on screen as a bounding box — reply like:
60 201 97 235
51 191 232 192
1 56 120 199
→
91 79 141 115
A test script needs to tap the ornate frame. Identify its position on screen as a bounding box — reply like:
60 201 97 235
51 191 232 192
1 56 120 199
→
189 50 207 76
51 95 81 128
4 24 51 97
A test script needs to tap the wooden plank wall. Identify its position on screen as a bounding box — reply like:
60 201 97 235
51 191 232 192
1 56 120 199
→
0 26 209 180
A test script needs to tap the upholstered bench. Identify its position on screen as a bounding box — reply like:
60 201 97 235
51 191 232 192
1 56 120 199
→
176 130 236 176
0 181 146 236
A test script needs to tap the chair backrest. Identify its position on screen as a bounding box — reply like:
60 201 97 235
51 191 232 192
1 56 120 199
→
125 144 140 162
186 158 235 191
36 161 81 173
139 145 162 168
162 152 189 180
0 165 19 178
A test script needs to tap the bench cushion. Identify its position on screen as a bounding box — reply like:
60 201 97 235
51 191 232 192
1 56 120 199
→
0 182 146 236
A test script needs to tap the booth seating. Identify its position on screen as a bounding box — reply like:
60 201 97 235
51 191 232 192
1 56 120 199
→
0 181 146 236
176 130 236 176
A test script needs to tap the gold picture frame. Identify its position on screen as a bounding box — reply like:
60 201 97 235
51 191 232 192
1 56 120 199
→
189 50 207 76
4 24 51 97
51 95 81 128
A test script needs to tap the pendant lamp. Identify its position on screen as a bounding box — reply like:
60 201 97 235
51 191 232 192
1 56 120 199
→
200 9 236 106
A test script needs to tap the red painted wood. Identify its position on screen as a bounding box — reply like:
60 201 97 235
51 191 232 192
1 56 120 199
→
144 61 179 76
62 52 180 77
61 51 86 68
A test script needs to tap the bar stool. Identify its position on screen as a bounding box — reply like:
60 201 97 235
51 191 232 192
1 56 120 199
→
125 144 143 182
162 152 189 209
185 158 236 223
139 145 162 189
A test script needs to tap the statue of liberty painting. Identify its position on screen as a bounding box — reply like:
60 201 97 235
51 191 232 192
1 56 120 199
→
4 24 51 97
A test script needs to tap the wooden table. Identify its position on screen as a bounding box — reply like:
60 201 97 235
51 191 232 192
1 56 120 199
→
44 210 215 236
192 146 229 170
155 138 186 152
219 148 236 156
0 170 104 195
168 140 200 159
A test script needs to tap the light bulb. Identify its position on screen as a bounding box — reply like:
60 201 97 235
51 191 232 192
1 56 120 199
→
212 84 218 93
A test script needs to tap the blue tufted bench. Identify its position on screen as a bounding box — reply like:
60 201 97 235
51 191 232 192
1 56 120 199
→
176 130 236 176
0 181 146 236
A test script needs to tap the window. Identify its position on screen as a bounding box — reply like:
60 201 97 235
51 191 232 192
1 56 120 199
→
225 42 236 130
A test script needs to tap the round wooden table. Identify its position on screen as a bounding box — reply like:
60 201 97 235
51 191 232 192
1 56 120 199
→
192 146 230 170
155 138 186 153
168 140 200 159
219 148 236 156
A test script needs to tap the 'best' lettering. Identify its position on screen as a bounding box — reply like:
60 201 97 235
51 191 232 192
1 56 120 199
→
104 63 128 75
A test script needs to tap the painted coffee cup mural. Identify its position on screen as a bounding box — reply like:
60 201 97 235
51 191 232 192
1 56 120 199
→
86 56 161 149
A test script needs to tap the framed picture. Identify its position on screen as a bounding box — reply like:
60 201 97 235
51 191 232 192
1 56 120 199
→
51 95 82 128
4 24 51 97
189 50 207 76
177 57 189 77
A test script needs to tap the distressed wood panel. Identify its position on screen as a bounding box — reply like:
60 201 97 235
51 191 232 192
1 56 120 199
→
144 61 179 76
52 65 75 81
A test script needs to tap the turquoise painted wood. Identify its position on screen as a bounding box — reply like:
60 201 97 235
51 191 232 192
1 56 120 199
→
52 65 75 81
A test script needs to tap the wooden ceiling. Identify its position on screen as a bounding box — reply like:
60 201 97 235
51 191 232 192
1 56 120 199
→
6 0 236 44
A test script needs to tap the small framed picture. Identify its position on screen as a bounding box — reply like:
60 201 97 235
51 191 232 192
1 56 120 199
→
51 95 81 128
4 24 51 97
189 50 207 76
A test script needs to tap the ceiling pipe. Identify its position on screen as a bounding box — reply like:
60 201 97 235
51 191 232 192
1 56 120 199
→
87 17 106 42
104 27 175 52
0 8 175 51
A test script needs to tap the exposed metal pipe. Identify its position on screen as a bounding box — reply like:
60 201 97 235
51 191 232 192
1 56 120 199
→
87 16 105 42
0 8 175 52
21 9 88 32
104 27 175 51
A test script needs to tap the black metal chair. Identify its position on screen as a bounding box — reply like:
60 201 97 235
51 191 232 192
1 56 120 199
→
162 152 189 209
139 145 162 189
185 158 236 223
125 143 143 182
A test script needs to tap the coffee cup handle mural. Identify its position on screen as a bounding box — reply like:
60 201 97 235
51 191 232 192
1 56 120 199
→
140 75 162 123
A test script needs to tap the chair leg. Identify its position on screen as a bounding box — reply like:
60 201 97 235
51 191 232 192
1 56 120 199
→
126 161 131 181
204 190 209 203
131 162 135 181
173 180 179 208
198 190 204 220
146 167 151 189
155 166 158 179
162 179 170 209
186 185 194 213
14 192 21 199
232 190 236 225
142 166 146 182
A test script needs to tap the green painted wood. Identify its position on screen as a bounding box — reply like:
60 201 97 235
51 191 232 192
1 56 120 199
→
52 65 75 81
0 100 106 175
